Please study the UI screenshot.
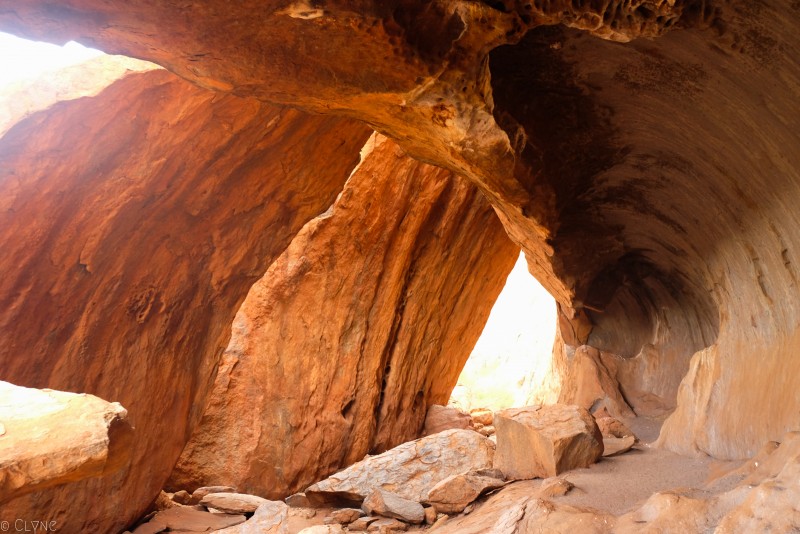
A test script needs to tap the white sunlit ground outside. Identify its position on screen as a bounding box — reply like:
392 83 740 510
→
0 32 103 89
450 251 557 411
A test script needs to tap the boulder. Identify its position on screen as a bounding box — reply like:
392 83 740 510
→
214 501 289 534
285 493 312 508
362 489 424 524
191 486 237 504
367 518 409 532
602 436 636 457
425 472 506 513
349 516 379 531
171 490 191 505
199 492 269 514
493 405 603 480
326 508 363 524
132 506 246 533
537 478 574 498
0 381 132 504
305 429 494 505
423 405 473 436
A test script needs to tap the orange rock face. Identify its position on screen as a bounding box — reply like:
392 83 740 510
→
169 135 517 498
0 67 369 531
1 0 800 524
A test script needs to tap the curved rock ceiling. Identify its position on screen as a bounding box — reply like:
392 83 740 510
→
1 0 800 530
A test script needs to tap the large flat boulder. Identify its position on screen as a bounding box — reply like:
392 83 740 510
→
305 429 494 505
493 405 603 480
0 381 132 504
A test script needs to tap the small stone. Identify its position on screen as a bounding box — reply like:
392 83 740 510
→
538 477 575 498
327 508 363 524
191 485 237 504
285 492 312 508
470 410 494 426
424 506 437 525
362 489 424 524
477 425 495 437
152 490 178 511
199 492 268 513
462 504 474 514
603 435 636 457
172 490 192 505
367 518 408 532
349 516 379 530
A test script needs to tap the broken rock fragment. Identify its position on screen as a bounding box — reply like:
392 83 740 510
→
422 405 473 436
602 436 637 457
199 492 268 513
425 471 506 513
214 501 289 534
326 508 364 524
305 429 494 505
493 405 603 480
131 506 246 533
362 489 424 524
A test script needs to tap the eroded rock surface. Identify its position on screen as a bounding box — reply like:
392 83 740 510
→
0 66 369 532
169 135 516 497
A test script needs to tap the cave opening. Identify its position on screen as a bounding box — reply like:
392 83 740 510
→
449 251 557 412
0 32 104 88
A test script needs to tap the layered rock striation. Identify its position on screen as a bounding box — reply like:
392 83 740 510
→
0 63 369 531
169 135 517 498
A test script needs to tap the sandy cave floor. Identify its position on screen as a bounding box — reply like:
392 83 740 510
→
401 415 737 532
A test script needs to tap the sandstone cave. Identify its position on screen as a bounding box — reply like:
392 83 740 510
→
1 0 799 532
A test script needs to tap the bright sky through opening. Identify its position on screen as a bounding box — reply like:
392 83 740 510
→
0 32 103 89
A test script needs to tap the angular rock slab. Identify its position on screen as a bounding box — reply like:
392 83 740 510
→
215 501 289 534
306 429 494 505
0 381 132 504
602 436 636 457
199 492 268 513
132 506 246 533
362 489 424 524
494 405 603 480
425 472 506 513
